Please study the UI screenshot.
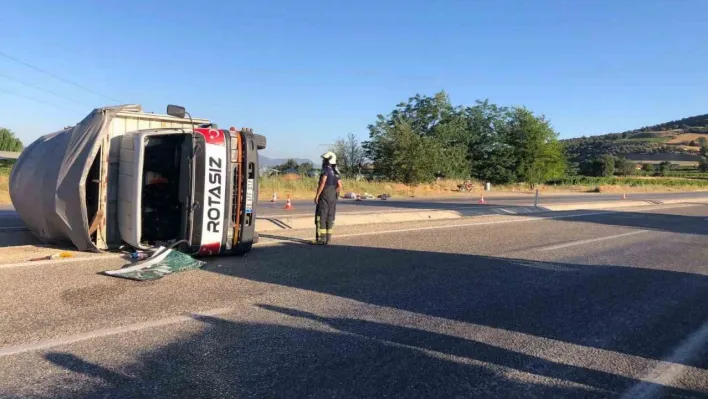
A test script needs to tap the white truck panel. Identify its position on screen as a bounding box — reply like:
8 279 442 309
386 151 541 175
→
104 108 208 249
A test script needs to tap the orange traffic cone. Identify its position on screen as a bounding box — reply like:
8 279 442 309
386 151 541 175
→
284 196 293 210
271 192 277 202
478 193 485 204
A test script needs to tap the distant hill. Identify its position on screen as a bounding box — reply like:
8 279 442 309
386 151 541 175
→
562 113 708 166
259 155 314 168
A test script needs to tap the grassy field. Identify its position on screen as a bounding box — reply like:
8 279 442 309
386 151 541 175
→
667 133 708 145
617 136 672 143
0 174 9 204
630 131 677 139
261 174 708 201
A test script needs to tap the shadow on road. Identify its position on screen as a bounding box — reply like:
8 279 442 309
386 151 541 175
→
534 204 708 236
24 238 708 397
213 242 708 369
7 206 708 397
38 315 626 399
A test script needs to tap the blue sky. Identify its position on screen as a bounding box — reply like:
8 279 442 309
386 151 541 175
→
1 0 707 161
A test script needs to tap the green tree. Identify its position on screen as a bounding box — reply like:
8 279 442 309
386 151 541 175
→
699 137 708 158
641 163 655 173
385 120 440 184
699 158 708 173
0 128 23 152
275 159 299 172
297 161 314 176
615 157 636 176
592 155 615 177
363 92 568 185
463 100 516 184
659 161 673 176
364 91 468 181
330 133 365 177
505 107 566 186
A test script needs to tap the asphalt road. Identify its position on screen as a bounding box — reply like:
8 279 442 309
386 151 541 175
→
258 191 708 217
1 204 708 397
3 192 708 228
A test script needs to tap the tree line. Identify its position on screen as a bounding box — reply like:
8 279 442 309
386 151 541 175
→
276 93 708 185
0 128 23 152
357 91 566 185
325 92 708 185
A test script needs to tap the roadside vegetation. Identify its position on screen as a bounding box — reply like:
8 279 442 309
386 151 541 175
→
258 175 708 201
4 96 708 205
260 92 708 200
0 161 12 204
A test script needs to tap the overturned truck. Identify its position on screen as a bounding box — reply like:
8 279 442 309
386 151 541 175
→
10 104 265 256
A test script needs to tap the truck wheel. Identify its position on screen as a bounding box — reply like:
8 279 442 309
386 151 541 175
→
253 134 267 150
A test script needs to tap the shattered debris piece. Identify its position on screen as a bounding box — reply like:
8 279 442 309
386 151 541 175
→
29 252 74 262
102 247 205 281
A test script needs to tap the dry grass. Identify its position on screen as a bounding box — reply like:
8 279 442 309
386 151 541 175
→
0 176 9 204
259 175 542 201
257 175 708 201
677 145 701 152
666 133 708 145
631 160 699 166
1 174 706 207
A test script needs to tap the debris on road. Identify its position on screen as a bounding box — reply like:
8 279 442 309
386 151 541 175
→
102 246 205 281
126 251 149 261
28 251 74 262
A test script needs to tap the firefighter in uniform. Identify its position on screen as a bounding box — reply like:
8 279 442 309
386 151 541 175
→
313 152 342 245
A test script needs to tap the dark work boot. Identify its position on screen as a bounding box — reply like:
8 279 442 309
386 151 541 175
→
325 233 332 245
311 229 327 245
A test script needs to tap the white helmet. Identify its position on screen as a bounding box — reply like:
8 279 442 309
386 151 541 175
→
321 151 337 165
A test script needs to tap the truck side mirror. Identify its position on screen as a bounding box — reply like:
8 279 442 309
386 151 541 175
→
167 104 186 118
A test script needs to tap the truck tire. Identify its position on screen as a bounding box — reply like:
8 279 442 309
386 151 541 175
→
253 134 267 150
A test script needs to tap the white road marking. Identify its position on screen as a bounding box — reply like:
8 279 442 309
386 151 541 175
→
0 307 232 358
329 211 614 239
536 230 650 251
0 254 122 269
261 202 700 220
269 298 707 392
261 204 534 219
254 211 613 245
622 317 708 398
0 288 706 395
256 203 697 244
